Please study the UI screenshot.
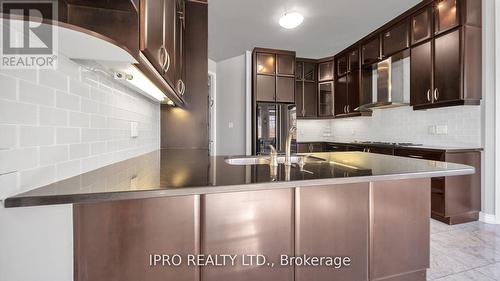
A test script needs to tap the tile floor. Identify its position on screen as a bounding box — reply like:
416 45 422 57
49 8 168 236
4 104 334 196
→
428 219 500 280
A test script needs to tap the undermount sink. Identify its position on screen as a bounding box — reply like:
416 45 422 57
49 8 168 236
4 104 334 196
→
225 155 326 166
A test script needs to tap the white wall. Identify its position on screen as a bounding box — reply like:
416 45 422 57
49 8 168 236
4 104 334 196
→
0 204 73 281
215 54 247 155
0 55 160 200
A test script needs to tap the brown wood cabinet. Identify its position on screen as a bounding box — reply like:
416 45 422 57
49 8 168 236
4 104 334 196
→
318 82 334 117
74 196 200 281
334 70 360 117
394 147 481 225
298 142 325 153
361 36 380 65
410 41 433 106
411 6 433 45
410 0 482 110
253 48 296 104
318 60 334 81
202 190 294 281
382 19 409 58
296 184 369 281
296 59 318 118
140 0 186 98
435 0 459 35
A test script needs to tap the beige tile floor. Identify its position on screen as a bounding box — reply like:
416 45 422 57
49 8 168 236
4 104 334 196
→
428 220 500 280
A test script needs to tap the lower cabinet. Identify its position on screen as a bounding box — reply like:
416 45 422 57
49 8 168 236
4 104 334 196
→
74 180 433 281
202 189 294 281
295 184 369 281
395 148 481 224
370 179 430 280
74 196 200 281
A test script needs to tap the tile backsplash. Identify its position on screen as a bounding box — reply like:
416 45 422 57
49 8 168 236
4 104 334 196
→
0 55 160 200
297 105 482 147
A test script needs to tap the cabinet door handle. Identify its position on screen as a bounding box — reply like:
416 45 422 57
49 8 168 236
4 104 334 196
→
343 105 347 113
434 88 439 101
347 105 350 113
427 89 431 102
408 154 424 159
176 80 186 96
159 46 168 73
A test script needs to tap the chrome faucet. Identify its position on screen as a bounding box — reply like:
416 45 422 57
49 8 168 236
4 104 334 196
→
285 126 296 166
269 144 278 167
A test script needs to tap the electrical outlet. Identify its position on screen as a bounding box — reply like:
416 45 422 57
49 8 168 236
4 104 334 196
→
228 121 234 129
436 125 448 135
130 121 138 138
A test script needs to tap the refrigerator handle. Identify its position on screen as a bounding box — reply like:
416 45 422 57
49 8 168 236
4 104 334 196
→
277 105 282 151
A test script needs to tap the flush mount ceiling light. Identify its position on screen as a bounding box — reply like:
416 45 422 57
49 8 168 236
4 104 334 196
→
279 12 304 29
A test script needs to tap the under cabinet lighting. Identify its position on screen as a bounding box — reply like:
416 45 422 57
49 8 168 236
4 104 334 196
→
115 66 167 102
279 12 304 29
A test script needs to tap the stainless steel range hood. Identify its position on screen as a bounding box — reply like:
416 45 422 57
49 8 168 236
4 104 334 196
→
357 51 410 111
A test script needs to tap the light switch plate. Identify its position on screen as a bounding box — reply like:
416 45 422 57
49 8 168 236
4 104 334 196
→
130 121 138 138
228 122 234 129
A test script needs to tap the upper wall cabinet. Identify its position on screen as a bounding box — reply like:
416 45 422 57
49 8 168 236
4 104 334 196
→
411 6 433 45
362 36 380 65
382 20 409 58
318 60 334 82
296 59 318 118
253 48 296 104
411 0 482 110
435 0 459 34
139 0 187 101
257 53 276 74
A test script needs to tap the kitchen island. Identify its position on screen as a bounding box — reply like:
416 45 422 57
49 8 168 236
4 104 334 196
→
4 150 474 281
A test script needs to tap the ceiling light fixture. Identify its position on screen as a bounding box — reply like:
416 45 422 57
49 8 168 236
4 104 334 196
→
279 12 304 29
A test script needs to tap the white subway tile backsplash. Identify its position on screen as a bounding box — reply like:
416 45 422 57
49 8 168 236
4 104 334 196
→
0 68 37 83
56 91 80 111
0 55 160 199
39 69 68 92
0 172 19 198
90 87 108 103
81 128 100 142
56 159 81 180
81 98 99 114
90 142 106 155
0 125 17 148
0 100 38 125
40 145 69 166
0 148 38 174
56 127 80 144
90 115 106 129
39 107 68 126
298 106 482 148
0 74 17 100
19 80 55 106
69 79 90 98
69 112 90 128
19 126 55 147
19 165 56 190
69 143 90 160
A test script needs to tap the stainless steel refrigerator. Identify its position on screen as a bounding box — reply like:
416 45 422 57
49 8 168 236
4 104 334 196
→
256 103 297 155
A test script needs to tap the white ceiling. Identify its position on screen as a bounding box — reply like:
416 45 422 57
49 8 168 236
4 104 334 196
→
208 0 421 62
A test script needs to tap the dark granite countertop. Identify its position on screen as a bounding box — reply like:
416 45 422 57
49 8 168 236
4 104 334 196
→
3 149 475 208
299 141 483 152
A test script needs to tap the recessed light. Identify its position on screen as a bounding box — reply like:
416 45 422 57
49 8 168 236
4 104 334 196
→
279 12 304 29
